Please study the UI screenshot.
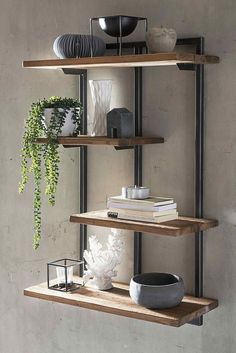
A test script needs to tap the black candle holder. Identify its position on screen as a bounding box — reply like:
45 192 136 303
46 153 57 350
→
47 258 84 292
89 15 148 56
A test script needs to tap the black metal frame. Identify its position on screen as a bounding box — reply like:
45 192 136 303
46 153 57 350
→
89 16 148 56
62 70 88 275
79 71 88 276
133 45 143 276
64 37 205 325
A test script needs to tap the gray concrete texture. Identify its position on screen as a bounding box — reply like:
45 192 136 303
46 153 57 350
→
0 0 234 352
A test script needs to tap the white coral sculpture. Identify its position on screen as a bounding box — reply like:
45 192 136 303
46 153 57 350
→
83 229 124 290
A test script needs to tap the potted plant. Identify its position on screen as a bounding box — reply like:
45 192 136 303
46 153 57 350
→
19 96 83 249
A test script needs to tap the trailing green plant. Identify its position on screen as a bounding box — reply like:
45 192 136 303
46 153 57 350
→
19 96 83 249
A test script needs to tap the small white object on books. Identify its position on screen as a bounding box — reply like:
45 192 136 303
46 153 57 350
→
122 186 150 199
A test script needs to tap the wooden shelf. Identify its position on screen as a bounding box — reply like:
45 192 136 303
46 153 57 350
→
36 136 164 146
24 277 218 327
23 53 219 70
70 210 218 236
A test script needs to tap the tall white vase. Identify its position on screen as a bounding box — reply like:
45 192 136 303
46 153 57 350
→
89 79 112 136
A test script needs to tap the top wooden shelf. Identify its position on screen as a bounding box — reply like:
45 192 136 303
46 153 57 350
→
23 53 219 70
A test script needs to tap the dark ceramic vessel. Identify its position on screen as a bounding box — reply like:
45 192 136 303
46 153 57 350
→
107 108 133 138
98 15 138 37
53 34 105 59
129 272 185 309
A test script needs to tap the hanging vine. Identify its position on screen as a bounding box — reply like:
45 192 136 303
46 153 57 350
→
19 96 83 249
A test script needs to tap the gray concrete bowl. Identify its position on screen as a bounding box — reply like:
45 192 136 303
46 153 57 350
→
129 272 185 309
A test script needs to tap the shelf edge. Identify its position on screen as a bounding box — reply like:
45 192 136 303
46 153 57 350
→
24 284 218 327
69 211 218 237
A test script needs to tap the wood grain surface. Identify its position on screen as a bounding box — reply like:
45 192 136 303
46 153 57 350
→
24 278 218 327
70 210 218 236
36 136 164 146
23 53 220 70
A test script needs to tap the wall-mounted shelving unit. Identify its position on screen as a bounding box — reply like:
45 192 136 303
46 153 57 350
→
23 37 220 327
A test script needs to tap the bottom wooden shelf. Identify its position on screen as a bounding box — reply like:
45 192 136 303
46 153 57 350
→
24 277 218 327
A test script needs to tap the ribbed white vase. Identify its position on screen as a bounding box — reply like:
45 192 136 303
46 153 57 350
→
89 79 112 136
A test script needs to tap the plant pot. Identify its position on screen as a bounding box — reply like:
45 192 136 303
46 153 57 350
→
129 272 185 309
146 27 177 53
43 108 77 136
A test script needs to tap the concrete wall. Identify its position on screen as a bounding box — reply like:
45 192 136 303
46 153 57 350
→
0 0 235 352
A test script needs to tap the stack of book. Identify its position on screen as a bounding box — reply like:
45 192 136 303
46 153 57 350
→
107 196 178 223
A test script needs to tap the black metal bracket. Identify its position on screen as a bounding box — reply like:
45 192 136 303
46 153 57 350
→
106 41 147 51
177 63 196 71
114 146 134 150
62 68 87 75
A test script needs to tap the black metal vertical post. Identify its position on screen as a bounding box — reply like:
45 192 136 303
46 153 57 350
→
194 37 205 325
133 46 143 275
79 70 88 276
89 19 93 57
119 16 123 56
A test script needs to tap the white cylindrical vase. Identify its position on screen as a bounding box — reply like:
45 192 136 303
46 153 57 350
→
88 79 112 136
56 266 73 286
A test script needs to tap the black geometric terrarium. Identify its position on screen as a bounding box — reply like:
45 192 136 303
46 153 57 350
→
47 258 84 292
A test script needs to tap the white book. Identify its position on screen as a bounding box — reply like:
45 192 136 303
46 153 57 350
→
107 201 177 212
114 212 179 223
109 208 177 217
108 195 174 206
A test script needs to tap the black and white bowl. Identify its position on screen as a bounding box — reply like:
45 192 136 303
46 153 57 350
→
98 15 138 37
